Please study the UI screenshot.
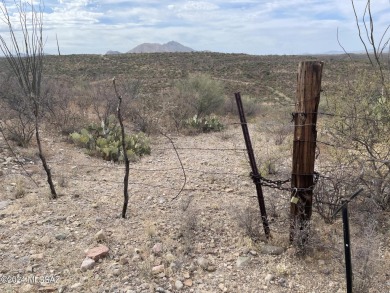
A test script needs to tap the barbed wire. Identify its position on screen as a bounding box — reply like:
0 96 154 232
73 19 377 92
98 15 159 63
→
152 147 246 152
1 109 379 207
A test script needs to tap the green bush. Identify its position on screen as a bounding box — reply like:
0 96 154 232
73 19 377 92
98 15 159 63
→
185 114 224 133
70 115 150 162
170 74 225 128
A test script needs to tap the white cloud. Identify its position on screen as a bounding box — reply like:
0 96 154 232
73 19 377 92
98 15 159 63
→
0 0 389 55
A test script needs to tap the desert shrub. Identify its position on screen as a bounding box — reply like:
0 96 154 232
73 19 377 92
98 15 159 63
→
14 179 27 199
178 208 199 254
274 124 290 145
234 206 262 242
45 79 88 135
289 220 330 257
90 80 118 127
313 171 358 223
324 70 390 209
90 78 141 130
127 93 164 134
2 114 35 147
259 159 276 175
184 114 224 133
168 74 225 131
70 115 150 162
0 76 35 146
224 94 261 117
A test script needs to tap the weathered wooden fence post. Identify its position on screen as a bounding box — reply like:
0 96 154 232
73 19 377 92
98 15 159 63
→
290 61 324 243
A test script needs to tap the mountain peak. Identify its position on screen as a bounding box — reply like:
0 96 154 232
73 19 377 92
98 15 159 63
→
127 41 194 53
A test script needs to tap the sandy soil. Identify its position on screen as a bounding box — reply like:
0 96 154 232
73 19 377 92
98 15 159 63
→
0 124 389 293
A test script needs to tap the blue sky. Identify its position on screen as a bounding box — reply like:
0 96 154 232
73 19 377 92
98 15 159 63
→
1 0 390 55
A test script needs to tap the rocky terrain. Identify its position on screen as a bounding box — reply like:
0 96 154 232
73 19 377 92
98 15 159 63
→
0 123 389 293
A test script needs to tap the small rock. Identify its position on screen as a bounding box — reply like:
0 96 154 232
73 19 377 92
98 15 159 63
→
260 245 285 255
81 257 95 271
39 236 51 246
152 243 163 255
152 265 165 275
183 271 190 279
236 256 250 267
175 280 184 290
278 277 287 286
132 254 142 262
184 279 193 287
30 253 44 260
38 286 57 292
0 200 10 210
169 261 179 273
197 257 209 270
55 233 67 240
206 265 217 272
70 282 82 289
318 259 325 266
265 273 274 283
95 229 106 242
120 254 129 265
165 253 175 263
20 284 35 292
86 245 109 261
26 265 34 273
113 268 121 276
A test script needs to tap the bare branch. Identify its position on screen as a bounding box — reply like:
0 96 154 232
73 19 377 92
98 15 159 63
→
160 133 187 201
0 0 57 198
337 27 353 61
351 0 374 66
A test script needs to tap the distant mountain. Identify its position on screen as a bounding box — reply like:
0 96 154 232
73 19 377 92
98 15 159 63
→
127 41 195 53
105 50 122 55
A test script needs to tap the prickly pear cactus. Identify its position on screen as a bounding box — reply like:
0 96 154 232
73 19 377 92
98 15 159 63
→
70 119 151 162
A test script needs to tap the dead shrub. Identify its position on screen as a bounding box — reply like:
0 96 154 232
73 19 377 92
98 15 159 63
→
313 171 357 224
234 205 262 242
350 212 381 293
0 76 35 146
178 208 198 254
45 79 89 135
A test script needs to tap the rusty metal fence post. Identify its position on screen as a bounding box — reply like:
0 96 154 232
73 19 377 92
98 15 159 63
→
333 188 364 293
235 92 270 238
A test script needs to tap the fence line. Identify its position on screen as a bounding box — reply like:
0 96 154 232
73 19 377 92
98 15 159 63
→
1 109 373 204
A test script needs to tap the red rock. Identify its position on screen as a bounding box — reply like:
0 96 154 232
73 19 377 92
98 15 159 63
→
86 245 109 261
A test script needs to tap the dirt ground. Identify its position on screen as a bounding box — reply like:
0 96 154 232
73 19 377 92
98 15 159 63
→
0 123 389 293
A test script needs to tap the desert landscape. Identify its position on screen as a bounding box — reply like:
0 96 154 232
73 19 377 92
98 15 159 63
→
0 50 389 293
